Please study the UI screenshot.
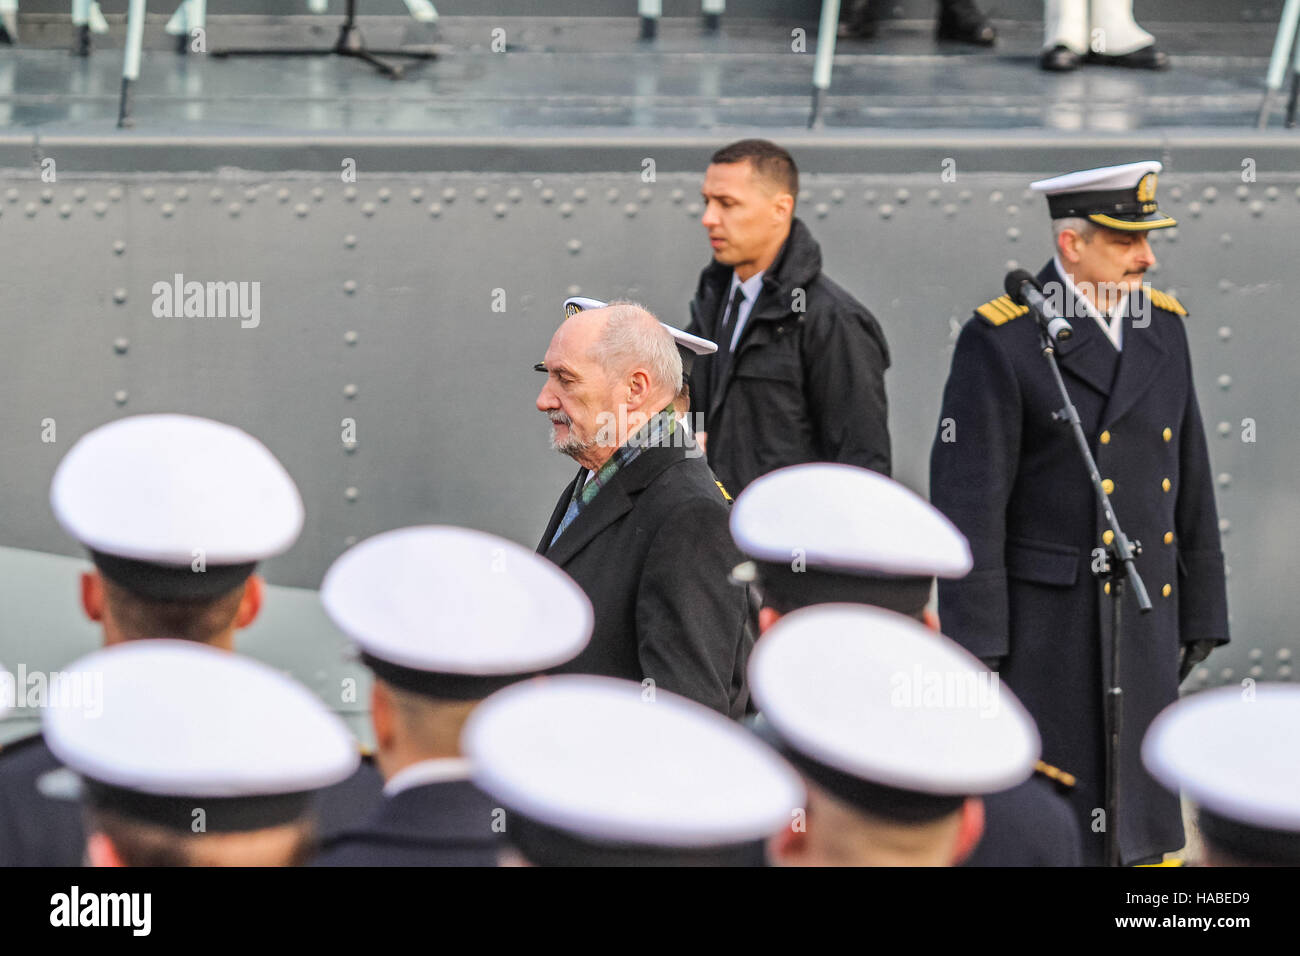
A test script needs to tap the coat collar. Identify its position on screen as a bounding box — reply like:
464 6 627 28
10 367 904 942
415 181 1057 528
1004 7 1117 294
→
697 217 823 331
537 443 693 567
1103 285 1168 428
1038 260 1118 398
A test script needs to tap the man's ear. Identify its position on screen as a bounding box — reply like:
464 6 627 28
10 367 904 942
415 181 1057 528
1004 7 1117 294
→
233 575 264 630
950 796 986 866
80 571 105 623
768 812 810 867
772 191 795 224
626 368 652 409
371 681 395 752
922 607 940 633
758 606 782 635
86 831 125 868
1057 228 1084 264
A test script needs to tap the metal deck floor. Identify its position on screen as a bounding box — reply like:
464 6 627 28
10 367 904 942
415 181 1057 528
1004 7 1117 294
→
0 16 1289 134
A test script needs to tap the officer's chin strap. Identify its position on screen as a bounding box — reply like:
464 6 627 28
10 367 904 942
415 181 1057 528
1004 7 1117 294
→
1037 320 1152 869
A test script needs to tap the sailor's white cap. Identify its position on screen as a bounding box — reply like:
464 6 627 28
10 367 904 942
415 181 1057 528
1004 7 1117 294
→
43 640 358 831
50 414 303 598
731 464 972 579
749 605 1039 818
463 675 804 863
1143 685 1300 846
321 525 593 699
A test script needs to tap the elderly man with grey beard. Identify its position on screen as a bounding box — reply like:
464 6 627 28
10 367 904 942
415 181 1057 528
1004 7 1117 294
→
533 301 754 718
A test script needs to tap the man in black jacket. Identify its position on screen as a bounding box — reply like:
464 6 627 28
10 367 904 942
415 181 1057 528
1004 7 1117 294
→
687 139 891 496
535 301 751 718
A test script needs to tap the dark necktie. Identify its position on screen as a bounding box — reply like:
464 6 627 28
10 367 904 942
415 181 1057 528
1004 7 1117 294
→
712 283 746 386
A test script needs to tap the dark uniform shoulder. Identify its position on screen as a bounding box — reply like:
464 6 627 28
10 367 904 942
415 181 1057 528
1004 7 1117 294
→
1034 759 1077 795
0 733 47 760
1146 287 1188 317
973 294 1029 327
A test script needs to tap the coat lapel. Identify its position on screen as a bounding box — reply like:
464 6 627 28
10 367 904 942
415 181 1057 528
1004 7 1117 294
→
535 468 583 553
540 445 687 567
1039 261 1119 399
1102 290 1169 428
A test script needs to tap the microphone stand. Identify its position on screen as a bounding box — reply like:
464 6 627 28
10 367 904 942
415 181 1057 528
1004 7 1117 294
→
1036 321 1152 868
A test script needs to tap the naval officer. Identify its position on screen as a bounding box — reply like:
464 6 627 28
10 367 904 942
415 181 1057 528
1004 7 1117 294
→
1144 685 1300 867
929 161 1229 865
45 640 358 866
750 604 1041 867
730 463 1083 865
0 414 381 866
463 675 803 866
312 525 593 866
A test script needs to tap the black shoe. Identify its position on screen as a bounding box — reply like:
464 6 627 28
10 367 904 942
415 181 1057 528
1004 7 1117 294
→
176 32 190 54
73 23 91 56
1039 44 1081 71
702 13 720 33
839 0 880 40
936 0 995 46
639 15 656 42
1086 45 1170 70
0 24 12 46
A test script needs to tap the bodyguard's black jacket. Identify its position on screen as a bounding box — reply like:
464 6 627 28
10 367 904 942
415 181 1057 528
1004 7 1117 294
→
930 260 1229 866
537 441 752 718
686 217 892 494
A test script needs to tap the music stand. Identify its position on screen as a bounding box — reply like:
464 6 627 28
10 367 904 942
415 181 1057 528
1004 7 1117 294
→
211 0 436 79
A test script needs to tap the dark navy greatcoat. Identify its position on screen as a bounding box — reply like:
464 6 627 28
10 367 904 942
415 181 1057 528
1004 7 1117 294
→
312 778 499 867
930 259 1229 865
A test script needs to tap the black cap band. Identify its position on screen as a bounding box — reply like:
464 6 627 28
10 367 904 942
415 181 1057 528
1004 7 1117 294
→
1199 809 1300 866
754 561 932 619
504 810 768 867
362 653 530 702
754 719 965 824
85 779 315 833
90 550 255 602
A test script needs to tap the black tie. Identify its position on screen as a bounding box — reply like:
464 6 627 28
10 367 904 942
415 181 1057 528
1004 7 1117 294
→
712 284 746 386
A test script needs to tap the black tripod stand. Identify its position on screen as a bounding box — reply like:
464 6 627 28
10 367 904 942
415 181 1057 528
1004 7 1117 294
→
1035 317 1153 867
211 0 436 79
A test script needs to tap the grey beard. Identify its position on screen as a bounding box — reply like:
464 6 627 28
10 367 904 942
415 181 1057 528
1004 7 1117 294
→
548 415 595 460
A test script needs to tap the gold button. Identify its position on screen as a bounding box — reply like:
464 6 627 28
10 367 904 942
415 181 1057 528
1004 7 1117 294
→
1100 430 1111 445
1101 478 1114 495
1104 582 1111 595
1162 583 1172 597
1102 530 1114 545
1164 531 1174 545
1163 427 1172 442
1162 478 1171 492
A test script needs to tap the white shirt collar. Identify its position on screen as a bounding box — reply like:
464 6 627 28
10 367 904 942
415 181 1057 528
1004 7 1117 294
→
730 270 765 301
383 757 473 796
1053 255 1127 350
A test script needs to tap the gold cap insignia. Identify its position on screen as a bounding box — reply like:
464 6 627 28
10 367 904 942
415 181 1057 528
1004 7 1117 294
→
1136 171 1157 204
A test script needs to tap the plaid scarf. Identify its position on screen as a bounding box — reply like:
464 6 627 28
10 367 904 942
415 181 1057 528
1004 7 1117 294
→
548 405 678 549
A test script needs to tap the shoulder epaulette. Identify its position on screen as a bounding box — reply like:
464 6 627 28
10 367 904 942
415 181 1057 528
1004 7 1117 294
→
975 295 1029 326
1147 288 1187 316
715 480 732 503
1034 759 1076 793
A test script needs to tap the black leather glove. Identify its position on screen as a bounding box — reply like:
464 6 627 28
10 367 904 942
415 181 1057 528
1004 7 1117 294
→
1179 640 1216 681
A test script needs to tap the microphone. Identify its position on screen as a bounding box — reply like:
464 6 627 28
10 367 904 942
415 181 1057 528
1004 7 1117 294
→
1004 270 1073 344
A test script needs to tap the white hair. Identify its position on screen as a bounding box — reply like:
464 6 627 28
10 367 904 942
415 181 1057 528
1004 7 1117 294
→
1052 217 1098 242
592 301 683 396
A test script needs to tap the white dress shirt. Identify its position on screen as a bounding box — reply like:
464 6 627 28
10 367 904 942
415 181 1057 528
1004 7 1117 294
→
383 757 473 797
1054 255 1128 351
723 270 766 353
